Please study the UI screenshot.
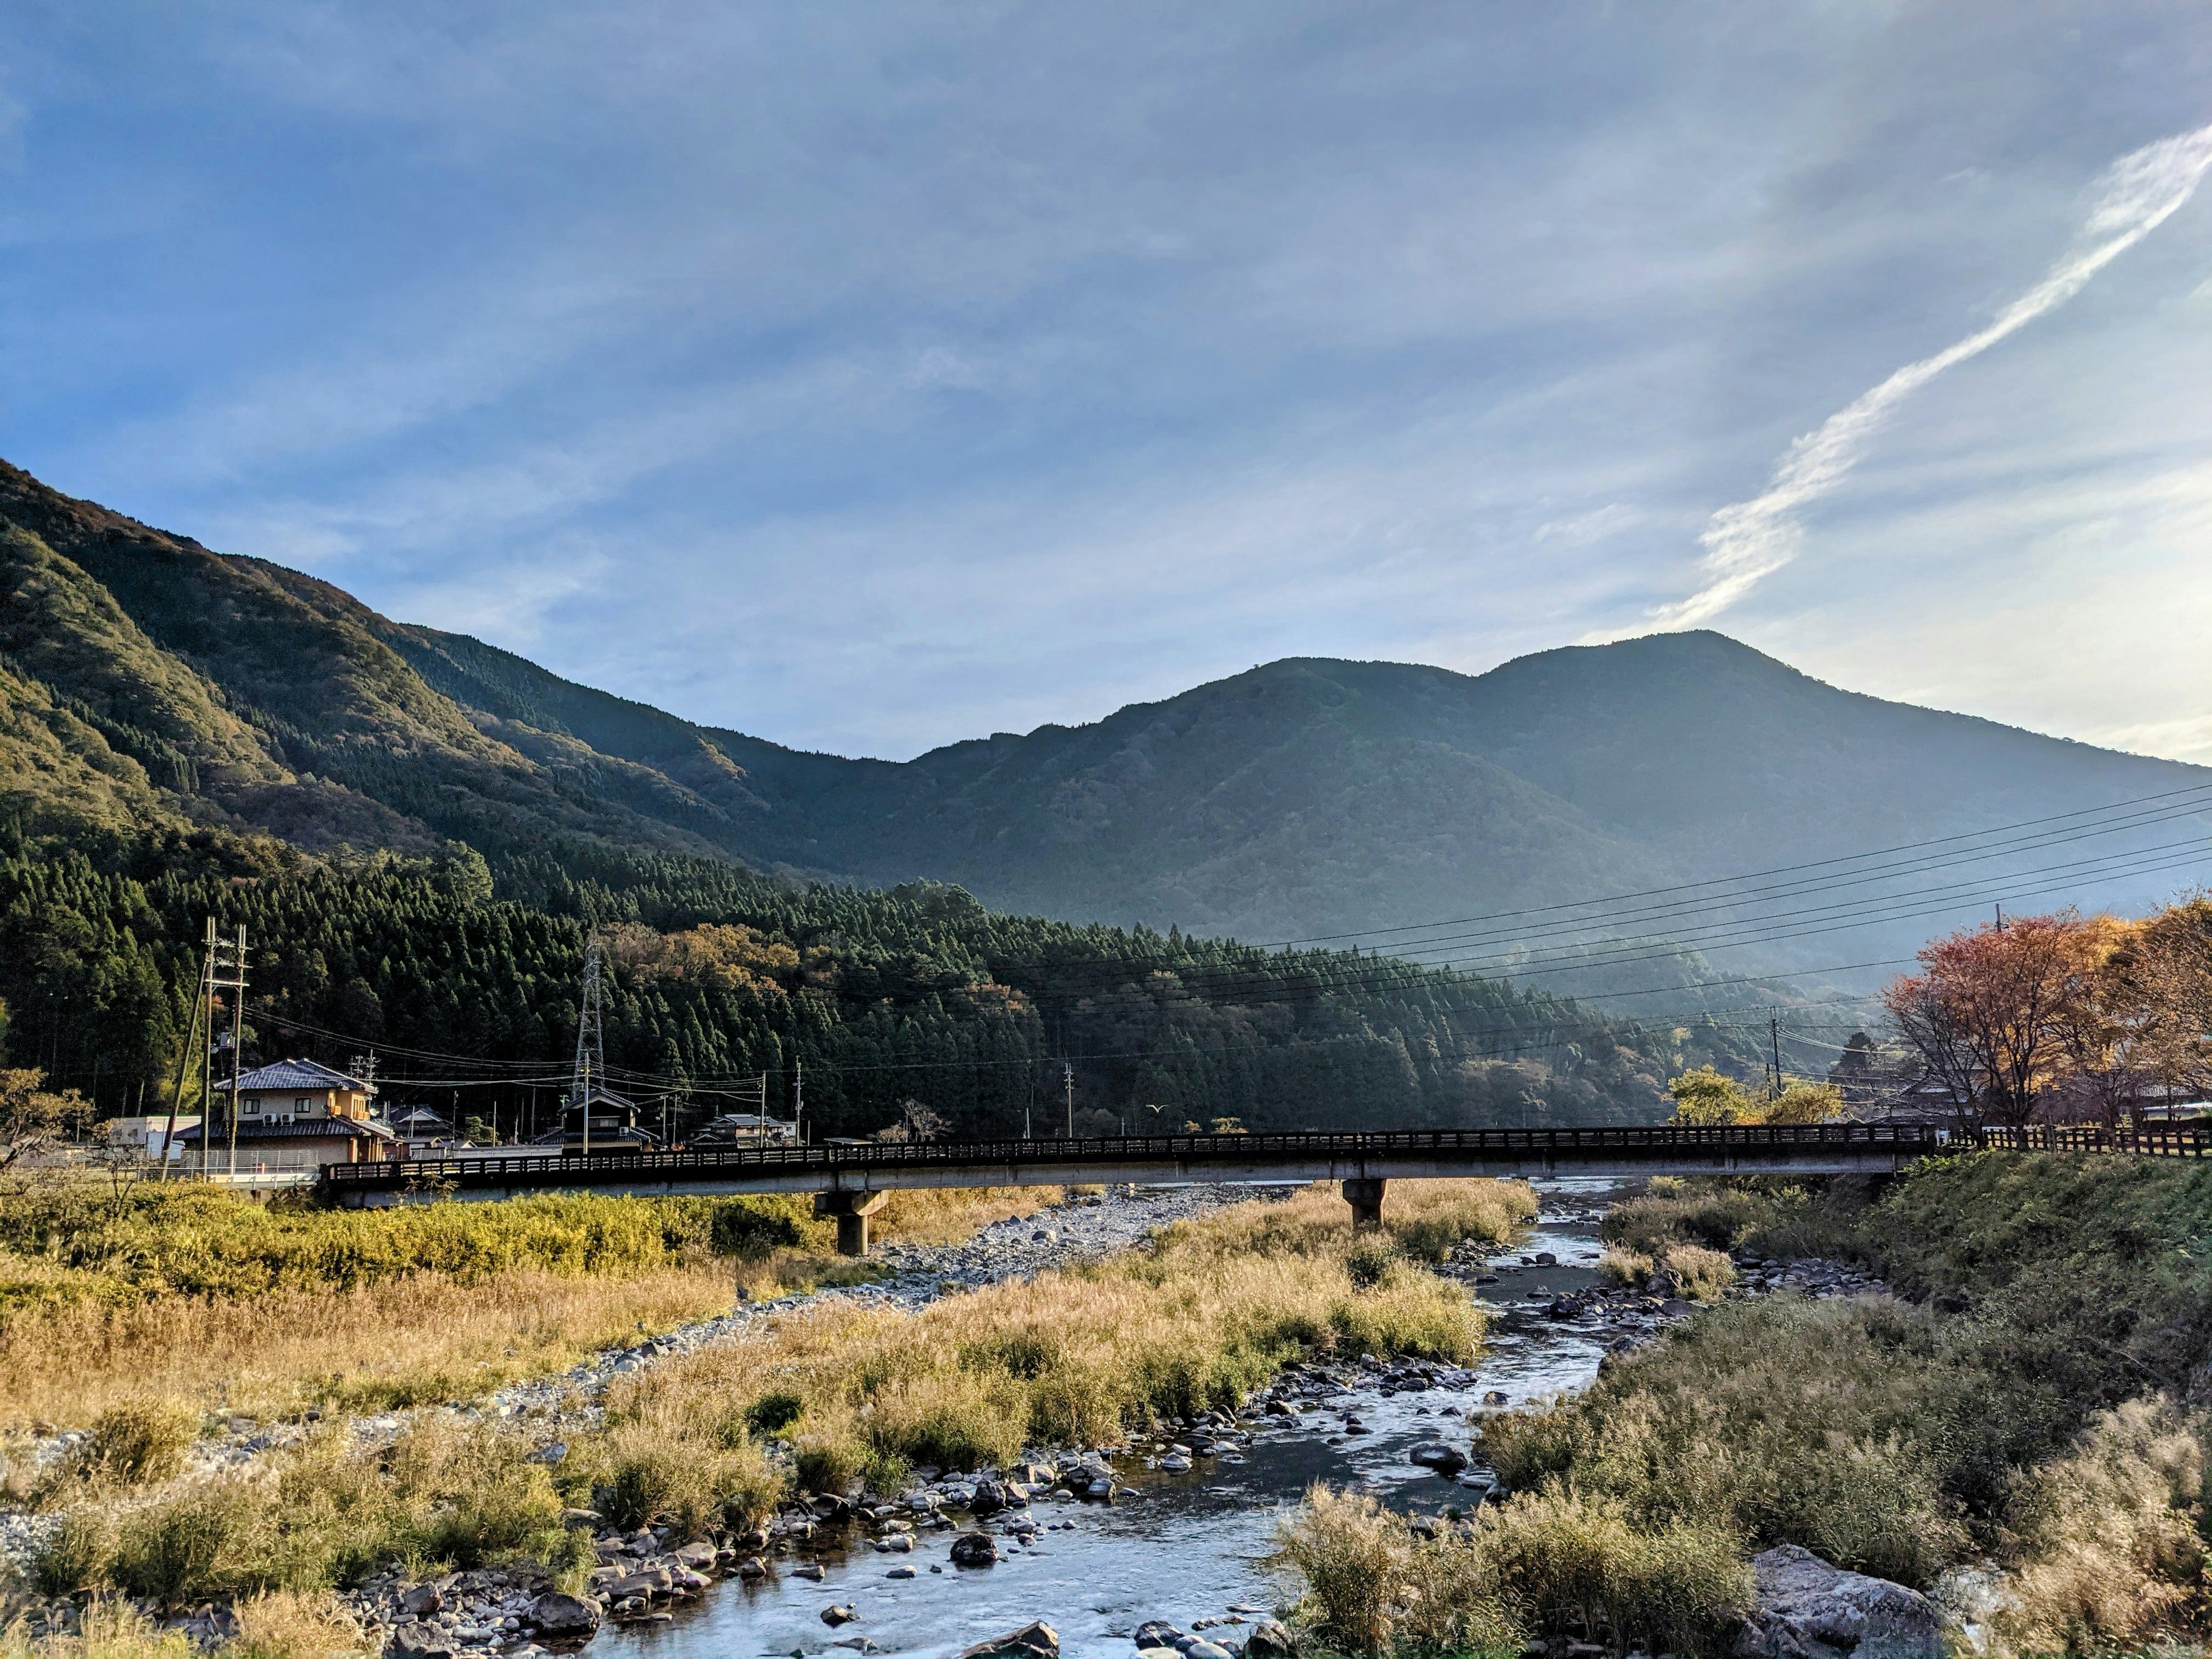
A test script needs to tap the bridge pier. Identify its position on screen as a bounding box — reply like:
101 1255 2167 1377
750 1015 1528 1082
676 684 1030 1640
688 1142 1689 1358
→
815 1189 889 1256
1342 1177 1385 1230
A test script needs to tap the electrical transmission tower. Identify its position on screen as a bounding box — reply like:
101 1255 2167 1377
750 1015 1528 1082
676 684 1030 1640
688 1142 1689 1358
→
569 935 606 1154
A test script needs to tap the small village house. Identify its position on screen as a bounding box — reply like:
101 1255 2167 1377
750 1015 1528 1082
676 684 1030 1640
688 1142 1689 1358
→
178 1059 402 1172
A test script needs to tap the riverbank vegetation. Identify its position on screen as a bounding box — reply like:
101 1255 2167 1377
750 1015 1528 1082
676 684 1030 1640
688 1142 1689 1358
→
1275 1153 2212 1659
11 1180 1527 1619
0 1181 1063 1430
603 1179 1529 1496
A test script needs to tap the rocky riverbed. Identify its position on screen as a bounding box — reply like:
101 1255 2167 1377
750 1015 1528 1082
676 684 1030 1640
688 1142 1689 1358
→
1 1182 1897 1659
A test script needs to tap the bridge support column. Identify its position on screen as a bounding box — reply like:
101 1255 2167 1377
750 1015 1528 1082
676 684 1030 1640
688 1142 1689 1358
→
815 1190 889 1256
1342 1177 1385 1230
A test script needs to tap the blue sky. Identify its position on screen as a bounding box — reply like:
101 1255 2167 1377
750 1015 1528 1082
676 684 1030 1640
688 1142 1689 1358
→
6 2 2212 762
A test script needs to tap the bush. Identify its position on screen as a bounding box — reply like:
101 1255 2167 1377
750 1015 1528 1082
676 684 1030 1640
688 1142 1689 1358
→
1479 1488 1749 1656
1995 1396 2210 1654
226 1590 368 1659
79 1400 199 1487
31 1506 113 1596
1483 1296 1967 1587
111 1478 264 1604
1272 1483 1737 1658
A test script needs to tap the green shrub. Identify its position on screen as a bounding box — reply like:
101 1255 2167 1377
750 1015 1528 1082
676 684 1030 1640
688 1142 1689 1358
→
1342 1237 1399 1290
30 1505 113 1596
1480 1488 1749 1656
79 1399 199 1487
111 1478 263 1604
743 1391 804 1435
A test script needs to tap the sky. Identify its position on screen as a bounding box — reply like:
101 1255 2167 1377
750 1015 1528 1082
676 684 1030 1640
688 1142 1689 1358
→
6 2 2212 763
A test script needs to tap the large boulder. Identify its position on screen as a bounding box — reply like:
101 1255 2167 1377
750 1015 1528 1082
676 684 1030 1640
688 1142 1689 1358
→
388 1627 452 1659
528 1592 601 1639
1243 1618 1297 1659
1737 1546 1942 1659
959 1622 1060 1659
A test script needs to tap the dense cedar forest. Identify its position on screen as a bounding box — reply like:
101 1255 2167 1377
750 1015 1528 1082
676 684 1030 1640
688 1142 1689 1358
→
0 821 1766 1141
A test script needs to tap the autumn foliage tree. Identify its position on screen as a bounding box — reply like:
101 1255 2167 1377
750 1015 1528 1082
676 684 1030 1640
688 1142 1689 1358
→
1883 903 2212 1128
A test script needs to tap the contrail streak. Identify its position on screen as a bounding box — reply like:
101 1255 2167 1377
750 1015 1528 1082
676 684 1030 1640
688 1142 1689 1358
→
1649 121 2212 631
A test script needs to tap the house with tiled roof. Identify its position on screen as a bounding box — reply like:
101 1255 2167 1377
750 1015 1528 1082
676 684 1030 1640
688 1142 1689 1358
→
177 1059 402 1172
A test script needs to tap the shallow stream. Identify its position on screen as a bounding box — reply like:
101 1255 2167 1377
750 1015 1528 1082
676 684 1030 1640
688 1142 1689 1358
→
593 1180 1631 1659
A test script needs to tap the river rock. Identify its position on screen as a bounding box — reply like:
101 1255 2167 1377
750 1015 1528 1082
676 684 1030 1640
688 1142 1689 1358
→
1134 1622 1185 1649
1408 1442 1468 1475
971 1478 1010 1516
1187 1644 1233 1659
399 1584 445 1617
389 1626 452 1659
950 1532 1003 1567
1244 1618 1296 1658
959 1621 1060 1659
529 1592 600 1638
822 1604 858 1626
1736 1545 1942 1659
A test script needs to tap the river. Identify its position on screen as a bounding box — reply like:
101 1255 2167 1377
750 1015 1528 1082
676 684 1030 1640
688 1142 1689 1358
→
591 1180 1629 1659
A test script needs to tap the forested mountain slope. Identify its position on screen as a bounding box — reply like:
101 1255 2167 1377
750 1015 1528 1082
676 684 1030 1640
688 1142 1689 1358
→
0 459 1766 1131
6 456 2209 992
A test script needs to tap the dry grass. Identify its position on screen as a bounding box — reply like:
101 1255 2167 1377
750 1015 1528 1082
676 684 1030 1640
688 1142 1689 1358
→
0 1601 199 1659
1995 1396 2211 1654
608 1181 1520 1490
226 1590 368 1659
1272 1482 1744 1658
0 1264 738 1431
0 1186 1078 1434
1597 1242 1736 1301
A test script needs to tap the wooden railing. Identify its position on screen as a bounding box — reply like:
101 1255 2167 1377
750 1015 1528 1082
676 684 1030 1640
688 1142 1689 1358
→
317 1121 1944 1197
1972 1123 2212 1158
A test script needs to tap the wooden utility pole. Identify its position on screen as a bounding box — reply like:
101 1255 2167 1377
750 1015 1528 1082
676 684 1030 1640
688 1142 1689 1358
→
218 926 247 1180
1063 1060 1074 1138
1770 1017 1784 1102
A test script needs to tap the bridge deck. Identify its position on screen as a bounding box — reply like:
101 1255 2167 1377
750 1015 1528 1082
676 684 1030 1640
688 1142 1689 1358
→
321 1123 1949 1209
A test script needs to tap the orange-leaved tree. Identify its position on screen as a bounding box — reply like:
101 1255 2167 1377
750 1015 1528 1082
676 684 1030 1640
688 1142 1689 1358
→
1880 911 2116 1126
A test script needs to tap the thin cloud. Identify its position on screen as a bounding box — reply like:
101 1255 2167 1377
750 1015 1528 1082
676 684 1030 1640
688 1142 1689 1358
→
1647 120 2212 631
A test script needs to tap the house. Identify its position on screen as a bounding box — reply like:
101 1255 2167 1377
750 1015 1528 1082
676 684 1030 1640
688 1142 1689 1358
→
179 1059 402 1172
383 1105 456 1152
691 1112 799 1147
100 1116 201 1162
528 1084 660 1153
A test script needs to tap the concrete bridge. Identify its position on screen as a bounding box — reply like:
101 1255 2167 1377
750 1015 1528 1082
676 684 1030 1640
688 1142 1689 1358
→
318 1123 1946 1253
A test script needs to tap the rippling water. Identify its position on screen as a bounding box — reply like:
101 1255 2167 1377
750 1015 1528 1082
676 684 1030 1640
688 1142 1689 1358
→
593 1180 1628 1659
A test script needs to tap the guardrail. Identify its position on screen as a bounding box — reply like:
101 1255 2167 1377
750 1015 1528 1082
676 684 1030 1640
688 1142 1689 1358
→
318 1122 1945 1198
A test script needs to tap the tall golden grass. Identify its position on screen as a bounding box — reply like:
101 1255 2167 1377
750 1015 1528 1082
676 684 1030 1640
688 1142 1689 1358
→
0 1184 1071 1432
1273 1482 1747 1658
610 1180 1527 1483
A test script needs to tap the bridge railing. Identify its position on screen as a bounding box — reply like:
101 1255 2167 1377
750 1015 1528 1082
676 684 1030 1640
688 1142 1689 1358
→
317 1122 1944 1195
1973 1124 2212 1158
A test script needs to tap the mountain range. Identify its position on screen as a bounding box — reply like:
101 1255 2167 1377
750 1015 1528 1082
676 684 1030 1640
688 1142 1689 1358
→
6 456 2208 999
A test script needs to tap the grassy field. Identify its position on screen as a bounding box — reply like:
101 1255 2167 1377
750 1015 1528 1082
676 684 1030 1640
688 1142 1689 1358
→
11 1178 1533 1619
1272 1156 2212 1659
0 1181 1068 1431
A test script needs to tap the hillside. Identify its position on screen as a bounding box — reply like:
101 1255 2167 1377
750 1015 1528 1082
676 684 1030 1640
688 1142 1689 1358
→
5 456 2209 1001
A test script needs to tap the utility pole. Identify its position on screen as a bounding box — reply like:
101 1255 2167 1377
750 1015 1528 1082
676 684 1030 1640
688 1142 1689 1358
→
156 925 215 1181
1770 1017 1784 1103
794 1057 804 1145
208 925 248 1181
1995 903 2005 931
1063 1060 1074 1139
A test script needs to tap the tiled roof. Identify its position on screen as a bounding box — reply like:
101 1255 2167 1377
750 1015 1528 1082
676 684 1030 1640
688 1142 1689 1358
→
219 1059 369 1093
178 1118 398 1143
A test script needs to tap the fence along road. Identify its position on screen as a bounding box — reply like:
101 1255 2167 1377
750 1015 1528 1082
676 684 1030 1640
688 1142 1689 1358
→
318 1123 1965 1251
